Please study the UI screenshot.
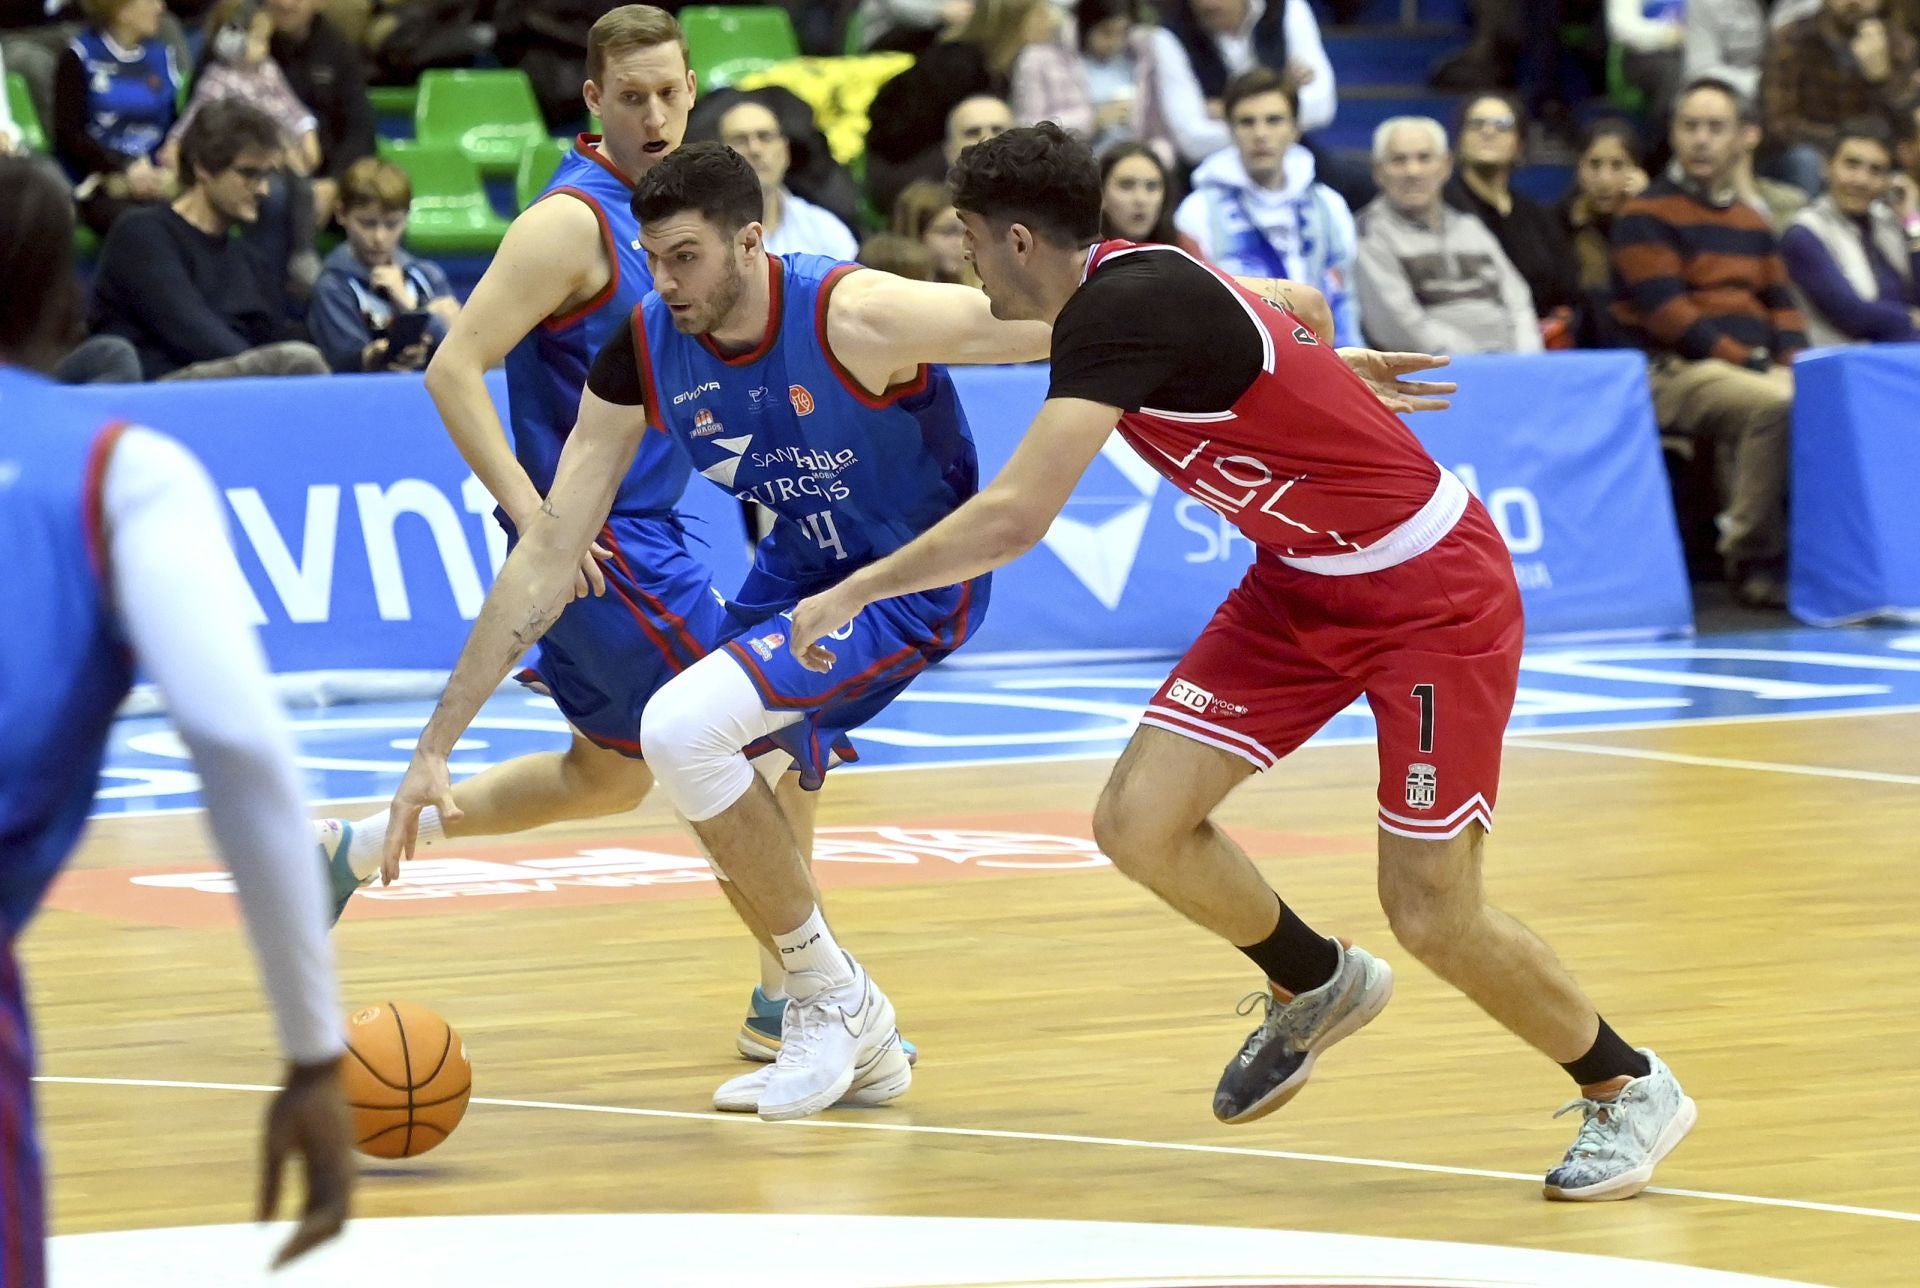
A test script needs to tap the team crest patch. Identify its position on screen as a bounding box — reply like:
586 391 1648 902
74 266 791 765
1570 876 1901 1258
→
693 408 724 437
750 632 786 661
1404 762 1438 810
789 384 815 416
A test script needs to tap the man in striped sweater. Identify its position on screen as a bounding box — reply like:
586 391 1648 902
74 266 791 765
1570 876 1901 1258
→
1611 76 1803 610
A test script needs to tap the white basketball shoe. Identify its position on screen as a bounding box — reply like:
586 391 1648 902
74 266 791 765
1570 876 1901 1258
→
713 1030 913 1113
755 955 904 1121
1545 1049 1696 1201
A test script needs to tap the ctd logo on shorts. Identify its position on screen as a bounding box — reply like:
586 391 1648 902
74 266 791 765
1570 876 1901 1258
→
1404 762 1438 810
1167 679 1212 713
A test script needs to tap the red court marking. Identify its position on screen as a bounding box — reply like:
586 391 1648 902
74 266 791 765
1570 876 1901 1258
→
47 813 1366 929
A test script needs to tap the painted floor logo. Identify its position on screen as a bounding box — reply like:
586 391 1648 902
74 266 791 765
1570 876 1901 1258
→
50 821 1361 928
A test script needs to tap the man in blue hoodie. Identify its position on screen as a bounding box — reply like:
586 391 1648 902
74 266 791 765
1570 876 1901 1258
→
1174 67 1361 345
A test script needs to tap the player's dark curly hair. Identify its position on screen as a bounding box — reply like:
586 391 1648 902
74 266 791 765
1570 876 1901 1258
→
0 156 83 372
631 141 765 233
947 122 1103 248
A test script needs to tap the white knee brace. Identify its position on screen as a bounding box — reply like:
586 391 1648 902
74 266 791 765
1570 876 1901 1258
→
640 652 799 823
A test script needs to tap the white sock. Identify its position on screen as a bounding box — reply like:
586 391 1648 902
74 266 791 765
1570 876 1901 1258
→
758 947 788 1000
772 905 854 994
347 807 442 880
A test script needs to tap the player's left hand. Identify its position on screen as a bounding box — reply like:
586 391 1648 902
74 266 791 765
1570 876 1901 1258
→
1337 349 1456 413
790 589 859 673
382 750 463 884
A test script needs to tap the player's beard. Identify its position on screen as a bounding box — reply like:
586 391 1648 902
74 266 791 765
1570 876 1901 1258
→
677 255 747 336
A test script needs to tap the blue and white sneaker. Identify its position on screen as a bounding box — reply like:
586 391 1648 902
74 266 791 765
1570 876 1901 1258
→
739 984 918 1066
314 819 371 927
1545 1049 1696 1201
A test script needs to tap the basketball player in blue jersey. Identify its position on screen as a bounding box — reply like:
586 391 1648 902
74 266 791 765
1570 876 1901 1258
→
380 142 1065 1119
0 157 352 1281
313 7 834 1063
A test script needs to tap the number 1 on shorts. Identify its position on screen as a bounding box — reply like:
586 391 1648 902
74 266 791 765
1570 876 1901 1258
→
1411 682 1436 755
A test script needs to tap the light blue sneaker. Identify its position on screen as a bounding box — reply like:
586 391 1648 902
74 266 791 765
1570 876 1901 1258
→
738 985 918 1066
315 819 371 927
1545 1049 1696 1201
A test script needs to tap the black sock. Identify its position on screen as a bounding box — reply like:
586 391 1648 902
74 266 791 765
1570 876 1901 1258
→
1560 1017 1653 1088
1236 897 1339 996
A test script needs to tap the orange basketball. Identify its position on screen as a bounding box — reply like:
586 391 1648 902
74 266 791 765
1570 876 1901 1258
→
341 1001 472 1159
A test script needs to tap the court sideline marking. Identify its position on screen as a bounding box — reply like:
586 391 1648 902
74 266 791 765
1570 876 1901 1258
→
1509 738 1920 786
33 1075 1920 1229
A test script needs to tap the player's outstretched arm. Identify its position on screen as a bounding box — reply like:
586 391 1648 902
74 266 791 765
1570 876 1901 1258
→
383 387 645 880
826 268 1054 374
100 428 353 1269
425 197 614 598
789 396 1120 671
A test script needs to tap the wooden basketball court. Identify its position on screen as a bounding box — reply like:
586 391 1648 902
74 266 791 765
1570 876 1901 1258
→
30 705 1920 1286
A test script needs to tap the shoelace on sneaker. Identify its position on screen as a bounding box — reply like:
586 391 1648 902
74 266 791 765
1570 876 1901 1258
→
778 994 833 1064
1552 1089 1637 1157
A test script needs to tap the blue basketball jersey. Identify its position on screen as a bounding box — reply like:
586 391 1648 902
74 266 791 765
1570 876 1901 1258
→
0 369 136 936
635 254 983 615
504 135 691 514
64 30 179 173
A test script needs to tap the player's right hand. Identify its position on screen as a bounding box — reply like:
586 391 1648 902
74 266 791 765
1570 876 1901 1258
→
383 750 463 884
573 540 612 600
258 1056 354 1270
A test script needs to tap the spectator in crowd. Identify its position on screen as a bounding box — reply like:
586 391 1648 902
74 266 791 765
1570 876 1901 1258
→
307 155 458 372
263 0 373 225
857 230 936 279
1445 91 1580 341
1735 89 1812 229
1174 66 1359 343
1608 0 1687 125
1356 115 1542 355
1077 0 1144 154
689 86 864 234
1100 140 1202 252
856 0 974 56
1009 0 1094 138
1611 77 1801 609
1136 0 1334 168
947 91 1012 164
1684 0 1770 101
54 0 180 234
1558 116 1648 345
0 41 23 152
89 100 327 379
1781 116 1920 341
718 98 859 260
1764 0 1919 194
892 177 977 285
171 0 319 174
862 0 1036 213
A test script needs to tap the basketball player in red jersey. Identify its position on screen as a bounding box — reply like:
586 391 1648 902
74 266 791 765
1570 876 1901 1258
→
789 124 1695 1202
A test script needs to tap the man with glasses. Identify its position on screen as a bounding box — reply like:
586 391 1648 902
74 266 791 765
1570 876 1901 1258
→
88 99 328 380
718 97 857 260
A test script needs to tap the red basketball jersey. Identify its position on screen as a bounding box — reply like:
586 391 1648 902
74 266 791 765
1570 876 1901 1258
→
1088 240 1466 573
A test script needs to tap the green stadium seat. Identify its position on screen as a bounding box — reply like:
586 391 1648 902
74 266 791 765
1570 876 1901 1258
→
515 137 570 210
414 68 549 178
367 83 420 121
679 6 799 88
380 141 511 255
6 72 47 154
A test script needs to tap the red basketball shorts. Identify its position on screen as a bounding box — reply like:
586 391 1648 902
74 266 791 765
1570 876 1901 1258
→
1141 499 1524 840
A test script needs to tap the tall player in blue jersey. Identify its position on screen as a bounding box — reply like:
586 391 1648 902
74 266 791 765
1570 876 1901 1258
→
0 158 351 1281
314 7 822 1060
381 143 1055 1120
